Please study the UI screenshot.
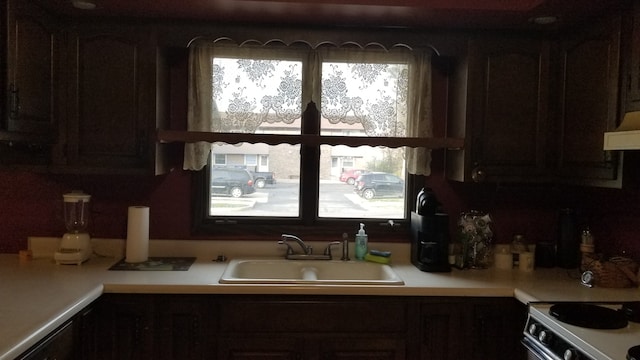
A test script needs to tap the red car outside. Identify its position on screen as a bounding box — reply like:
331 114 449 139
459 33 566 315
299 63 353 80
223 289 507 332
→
339 169 367 185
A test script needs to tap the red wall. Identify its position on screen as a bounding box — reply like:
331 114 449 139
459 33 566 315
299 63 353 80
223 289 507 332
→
1 153 639 260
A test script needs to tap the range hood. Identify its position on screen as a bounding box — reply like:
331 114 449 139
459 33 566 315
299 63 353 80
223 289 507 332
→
603 111 640 150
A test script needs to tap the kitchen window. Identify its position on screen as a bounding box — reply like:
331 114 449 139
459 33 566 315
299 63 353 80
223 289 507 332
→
182 38 437 239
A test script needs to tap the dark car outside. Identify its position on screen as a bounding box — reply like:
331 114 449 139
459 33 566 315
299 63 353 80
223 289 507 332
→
210 167 256 198
354 172 405 200
250 171 276 188
339 169 368 185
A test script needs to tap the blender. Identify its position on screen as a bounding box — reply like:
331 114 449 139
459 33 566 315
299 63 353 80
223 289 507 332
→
54 191 92 265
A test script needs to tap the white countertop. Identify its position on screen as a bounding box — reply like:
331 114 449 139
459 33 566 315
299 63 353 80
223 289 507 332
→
2 239 640 359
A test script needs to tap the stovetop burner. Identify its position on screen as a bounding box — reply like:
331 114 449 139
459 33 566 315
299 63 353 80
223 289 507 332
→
628 345 640 360
549 303 628 329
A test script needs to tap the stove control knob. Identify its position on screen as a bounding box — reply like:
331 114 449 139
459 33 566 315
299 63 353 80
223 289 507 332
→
564 348 582 360
538 330 554 346
528 323 541 336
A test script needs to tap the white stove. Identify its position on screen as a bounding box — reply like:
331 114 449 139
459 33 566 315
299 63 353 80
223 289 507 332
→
524 302 640 360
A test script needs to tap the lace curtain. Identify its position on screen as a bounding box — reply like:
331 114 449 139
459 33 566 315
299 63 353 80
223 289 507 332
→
184 39 433 175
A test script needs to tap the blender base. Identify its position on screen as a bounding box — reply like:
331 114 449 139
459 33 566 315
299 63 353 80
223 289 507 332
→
54 233 92 265
54 248 91 265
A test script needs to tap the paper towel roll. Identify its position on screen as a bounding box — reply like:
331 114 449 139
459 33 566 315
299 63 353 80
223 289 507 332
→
125 206 149 263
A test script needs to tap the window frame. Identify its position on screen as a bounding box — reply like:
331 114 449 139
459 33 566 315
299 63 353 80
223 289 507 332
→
161 39 462 242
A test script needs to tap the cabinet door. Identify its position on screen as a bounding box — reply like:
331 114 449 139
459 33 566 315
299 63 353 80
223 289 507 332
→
55 24 158 174
623 2 640 111
448 36 550 183
94 294 154 360
555 16 622 187
18 320 76 360
153 295 216 360
218 295 409 360
419 301 469 360
470 298 526 360
76 302 100 359
4 0 59 140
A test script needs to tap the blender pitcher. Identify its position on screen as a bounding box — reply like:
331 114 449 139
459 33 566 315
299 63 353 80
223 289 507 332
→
54 191 92 265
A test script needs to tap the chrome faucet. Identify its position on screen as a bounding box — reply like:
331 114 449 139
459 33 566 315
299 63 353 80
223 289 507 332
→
279 234 312 256
278 234 342 260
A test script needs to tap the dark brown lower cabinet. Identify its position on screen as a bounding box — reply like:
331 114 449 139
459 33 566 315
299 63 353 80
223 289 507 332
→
419 300 468 360
18 294 526 360
470 298 527 360
419 297 526 360
17 298 100 360
17 321 76 360
217 295 410 360
93 294 215 360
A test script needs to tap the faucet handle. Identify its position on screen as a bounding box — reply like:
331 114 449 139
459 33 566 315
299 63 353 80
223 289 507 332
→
323 241 341 258
277 240 295 255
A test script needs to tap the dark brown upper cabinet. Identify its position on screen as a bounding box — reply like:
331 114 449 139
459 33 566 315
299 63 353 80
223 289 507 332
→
447 35 551 183
448 13 624 188
622 1 640 112
0 0 60 167
3 0 59 142
553 15 622 187
52 23 170 175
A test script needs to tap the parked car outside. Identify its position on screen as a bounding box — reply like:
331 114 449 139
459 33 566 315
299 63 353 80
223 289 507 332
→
250 171 276 188
210 167 256 198
339 169 368 185
354 172 405 200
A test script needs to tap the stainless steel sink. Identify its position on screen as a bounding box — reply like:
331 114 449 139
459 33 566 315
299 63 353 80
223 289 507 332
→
219 259 404 285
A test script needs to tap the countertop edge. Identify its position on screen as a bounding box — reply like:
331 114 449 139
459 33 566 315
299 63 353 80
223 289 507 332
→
1 285 104 360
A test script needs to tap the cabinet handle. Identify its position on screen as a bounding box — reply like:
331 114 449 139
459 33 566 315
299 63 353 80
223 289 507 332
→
9 83 20 120
192 315 200 346
471 165 486 182
134 316 142 346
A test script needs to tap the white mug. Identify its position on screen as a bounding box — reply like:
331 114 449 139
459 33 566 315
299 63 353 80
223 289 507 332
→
494 252 513 270
519 252 534 272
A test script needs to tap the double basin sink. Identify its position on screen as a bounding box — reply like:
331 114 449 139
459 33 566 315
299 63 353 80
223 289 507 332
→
219 259 404 285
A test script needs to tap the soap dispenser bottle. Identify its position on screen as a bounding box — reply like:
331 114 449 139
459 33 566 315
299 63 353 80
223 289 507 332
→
355 223 368 260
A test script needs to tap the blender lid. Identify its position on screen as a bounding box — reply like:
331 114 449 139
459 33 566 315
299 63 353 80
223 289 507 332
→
63 191 91 202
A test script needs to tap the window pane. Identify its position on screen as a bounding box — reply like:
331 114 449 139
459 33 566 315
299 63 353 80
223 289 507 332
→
320 61 408 137
318 58 409 220
212 57 303 135
209 143 300 218
208 55 303 218
319 145 406 219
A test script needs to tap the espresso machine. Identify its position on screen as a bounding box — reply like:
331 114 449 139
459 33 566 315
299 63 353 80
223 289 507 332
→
410 188 451 272
54 191 92 265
